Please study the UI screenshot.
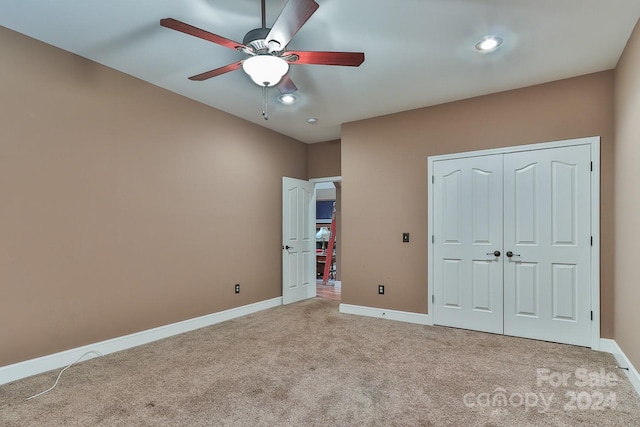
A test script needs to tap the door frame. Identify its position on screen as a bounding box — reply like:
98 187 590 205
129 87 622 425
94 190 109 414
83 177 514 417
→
427 137 601 349
310 176 342 284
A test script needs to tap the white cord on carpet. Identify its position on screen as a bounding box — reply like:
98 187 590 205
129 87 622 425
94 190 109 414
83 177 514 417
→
26 350 103 401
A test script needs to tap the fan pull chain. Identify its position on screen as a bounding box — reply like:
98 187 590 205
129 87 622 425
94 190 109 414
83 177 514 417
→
262 85 269 120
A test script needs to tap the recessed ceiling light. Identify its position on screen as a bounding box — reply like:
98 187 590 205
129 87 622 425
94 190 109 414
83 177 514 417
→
475 36 503 52
307 117 318 124
278 94 297 105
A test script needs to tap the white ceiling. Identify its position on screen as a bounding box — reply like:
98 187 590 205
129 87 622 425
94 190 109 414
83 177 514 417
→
2 0 639 143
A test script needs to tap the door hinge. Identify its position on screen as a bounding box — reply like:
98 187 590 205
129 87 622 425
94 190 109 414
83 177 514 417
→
432 294 435 304
432 235 434 244
591 236 593 246
590 161 593 172
591 311 593 321
432 175 434 184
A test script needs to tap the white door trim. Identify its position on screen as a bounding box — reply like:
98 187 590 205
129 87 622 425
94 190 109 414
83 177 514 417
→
427 136 601 349
309 176 342 184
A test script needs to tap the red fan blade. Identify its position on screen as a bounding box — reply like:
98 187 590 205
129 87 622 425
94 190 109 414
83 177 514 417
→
265 0 319 51
287 51 365 67
161 18 248 51
277 75 298 94
188 61 244 81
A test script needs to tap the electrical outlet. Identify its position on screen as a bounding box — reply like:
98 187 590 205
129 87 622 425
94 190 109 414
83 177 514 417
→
235 284 240 294
403 232 410 242
378 284 385 295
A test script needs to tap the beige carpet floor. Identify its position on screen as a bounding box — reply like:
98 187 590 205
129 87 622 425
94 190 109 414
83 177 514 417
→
1 298 639 426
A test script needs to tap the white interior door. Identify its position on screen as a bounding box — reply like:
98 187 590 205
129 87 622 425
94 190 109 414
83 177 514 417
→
503 145 592 346
282 177 316 305
433 154 504 334
431 143 593 346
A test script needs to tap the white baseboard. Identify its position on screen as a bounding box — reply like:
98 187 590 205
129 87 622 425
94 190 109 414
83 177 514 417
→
0 297 282 386
339 303 431 326
600 338 640 396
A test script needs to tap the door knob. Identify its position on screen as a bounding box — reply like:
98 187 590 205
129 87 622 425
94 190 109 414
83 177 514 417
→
506 251 520 258
283 245 294 250
486 251 501 257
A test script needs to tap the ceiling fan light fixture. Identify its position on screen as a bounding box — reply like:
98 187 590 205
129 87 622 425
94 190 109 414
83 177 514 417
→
242 55 289 87
475 36 503 52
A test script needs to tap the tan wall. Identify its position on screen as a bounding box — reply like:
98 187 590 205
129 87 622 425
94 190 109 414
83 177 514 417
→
308 139 341 179
614 20 640 370
0 28 307 366
341 71 615 338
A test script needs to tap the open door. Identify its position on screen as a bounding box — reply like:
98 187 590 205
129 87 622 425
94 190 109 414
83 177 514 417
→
282 177 316 304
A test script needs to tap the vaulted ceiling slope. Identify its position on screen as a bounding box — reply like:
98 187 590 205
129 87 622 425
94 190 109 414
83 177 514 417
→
2 1 639 143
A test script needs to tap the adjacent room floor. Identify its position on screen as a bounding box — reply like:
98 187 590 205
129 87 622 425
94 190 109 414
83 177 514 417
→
316 279 340 301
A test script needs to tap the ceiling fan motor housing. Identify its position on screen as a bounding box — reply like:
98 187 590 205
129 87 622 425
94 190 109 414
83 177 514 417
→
243 28 276 52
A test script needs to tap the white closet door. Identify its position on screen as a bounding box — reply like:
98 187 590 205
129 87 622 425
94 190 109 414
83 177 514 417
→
433 154 504 334
503 145 592 346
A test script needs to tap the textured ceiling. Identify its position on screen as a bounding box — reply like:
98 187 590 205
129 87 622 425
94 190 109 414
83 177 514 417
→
2 0 640 143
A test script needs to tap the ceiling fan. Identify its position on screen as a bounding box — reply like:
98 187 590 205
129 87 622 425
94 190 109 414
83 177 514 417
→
160 0 365 118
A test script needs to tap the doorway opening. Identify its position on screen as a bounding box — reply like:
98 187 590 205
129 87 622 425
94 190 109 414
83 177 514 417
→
312 177 341 301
